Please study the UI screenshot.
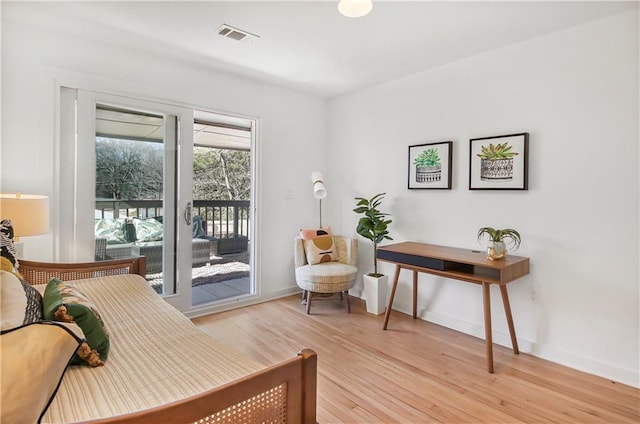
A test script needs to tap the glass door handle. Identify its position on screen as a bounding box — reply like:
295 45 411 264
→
184 201 192 225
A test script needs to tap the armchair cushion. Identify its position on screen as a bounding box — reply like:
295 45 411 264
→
299 228 338 265
192 215 207 238
95 218 128 244
295 262 358 293
132 217 163 242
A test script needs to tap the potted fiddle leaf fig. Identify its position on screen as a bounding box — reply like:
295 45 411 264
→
354 193 393 315
477 226 521 260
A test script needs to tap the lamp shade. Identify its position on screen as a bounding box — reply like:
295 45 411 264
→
338 0 373 18
310 172 327 199
0 193 50 237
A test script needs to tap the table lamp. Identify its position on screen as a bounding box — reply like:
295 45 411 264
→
0 193 50 258
310 172 327 228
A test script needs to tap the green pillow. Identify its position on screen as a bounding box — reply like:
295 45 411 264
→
43 279 110 366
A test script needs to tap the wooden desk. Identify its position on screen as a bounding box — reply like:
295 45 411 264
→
377 242 530 373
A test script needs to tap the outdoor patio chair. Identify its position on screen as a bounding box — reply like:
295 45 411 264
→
95 238 107 260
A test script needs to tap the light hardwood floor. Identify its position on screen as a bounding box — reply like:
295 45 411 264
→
193 294 639 424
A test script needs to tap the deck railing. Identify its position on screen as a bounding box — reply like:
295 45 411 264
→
95 199 250 239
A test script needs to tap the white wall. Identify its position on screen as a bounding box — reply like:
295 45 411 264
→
1 8 327 303
329 10 639 387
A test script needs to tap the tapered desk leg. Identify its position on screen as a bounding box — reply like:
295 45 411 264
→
500 285 519 354
383 265 401 330
413 270 418 319
482 282 494 373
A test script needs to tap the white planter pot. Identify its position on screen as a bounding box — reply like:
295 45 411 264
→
363 274 388 315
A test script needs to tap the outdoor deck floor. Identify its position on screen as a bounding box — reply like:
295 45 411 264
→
191 250 250 305
192 276 249 305
145 251 250 305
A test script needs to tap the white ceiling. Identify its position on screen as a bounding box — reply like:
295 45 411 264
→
4 1 638 98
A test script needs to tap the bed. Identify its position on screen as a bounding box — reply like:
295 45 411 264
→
6 257 317 424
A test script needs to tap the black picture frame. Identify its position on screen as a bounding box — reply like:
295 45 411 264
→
408 141 453 190
469 133 529 190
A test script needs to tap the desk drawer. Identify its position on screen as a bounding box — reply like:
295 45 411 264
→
377 249 446 271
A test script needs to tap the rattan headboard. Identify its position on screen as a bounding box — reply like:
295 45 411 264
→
18 257 146 285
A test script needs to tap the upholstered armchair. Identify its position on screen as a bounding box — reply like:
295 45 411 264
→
294 235 358 314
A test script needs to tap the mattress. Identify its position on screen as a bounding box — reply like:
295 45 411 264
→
37 274 261 423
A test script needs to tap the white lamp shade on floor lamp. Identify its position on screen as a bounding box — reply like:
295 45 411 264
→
310 172 327 228
311 171 327 200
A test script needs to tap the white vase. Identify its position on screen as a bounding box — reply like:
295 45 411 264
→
487 240 507 260
363 274 388 315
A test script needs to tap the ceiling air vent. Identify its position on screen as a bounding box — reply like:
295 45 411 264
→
216 24 259 43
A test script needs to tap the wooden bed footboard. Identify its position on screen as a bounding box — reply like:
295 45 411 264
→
87 348 318 424
18 257 318 423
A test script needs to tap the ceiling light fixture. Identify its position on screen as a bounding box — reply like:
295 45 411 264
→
338 0 373 18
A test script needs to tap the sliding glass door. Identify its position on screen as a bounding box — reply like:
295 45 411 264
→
59 88 257 313
190 112 254 307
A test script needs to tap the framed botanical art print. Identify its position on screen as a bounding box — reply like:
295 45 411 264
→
469 132 529 190
408 141 453 189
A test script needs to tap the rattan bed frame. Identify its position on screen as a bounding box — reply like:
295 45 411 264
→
19 257 318 424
